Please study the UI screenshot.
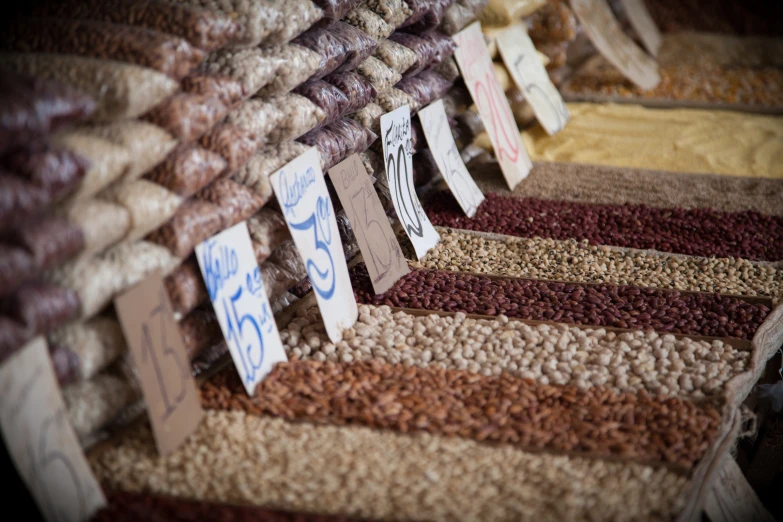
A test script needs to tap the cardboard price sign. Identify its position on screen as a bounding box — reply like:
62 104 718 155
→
620 0 662 57
328 154 409 295
195 222 288 395
115 273 203 454
418 100 486 217
0 338 106 522
453 21 532 190
496 24 570 136
272 147 358 343
705 457 775 522
380 105 440 260
570 0 661 90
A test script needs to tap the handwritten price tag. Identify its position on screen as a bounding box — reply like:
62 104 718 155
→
272 147 358 342
195 222 288 395
418 100 486 217
570 0 660 90
620 0 662 57
0 337 106 522
380 105 440 260
705 457 775 522
453 21 532 190
496 24 570 136
328 154 409 294
115 273 202 454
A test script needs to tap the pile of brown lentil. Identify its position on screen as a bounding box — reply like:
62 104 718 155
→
350 264 771 340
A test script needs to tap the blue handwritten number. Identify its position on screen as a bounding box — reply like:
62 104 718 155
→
223 286 265 384
290 196 336 300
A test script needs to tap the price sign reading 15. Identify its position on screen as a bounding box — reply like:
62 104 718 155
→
195 222 287 395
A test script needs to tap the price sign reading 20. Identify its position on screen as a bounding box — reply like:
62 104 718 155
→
195 223 287 396
272 147 358 343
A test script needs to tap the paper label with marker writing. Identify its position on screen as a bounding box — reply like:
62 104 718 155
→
328 154 409 295
496 24 570 136
570 0 660 90
195 222 287 395
453 22 532 190
115 273 203 454
705 457 775 522
380 105 440 259
272 147 358 342
0 337 106 522
620 0 662 57
418 100 485 217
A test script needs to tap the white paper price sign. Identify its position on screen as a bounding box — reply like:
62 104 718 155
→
497 24 570 136
418 100 485 217
195 222 287 395
454 21 532 190
570 0 660 90
0 338 106 522
380 105 440 259
271 147 358 342
620 0 662 57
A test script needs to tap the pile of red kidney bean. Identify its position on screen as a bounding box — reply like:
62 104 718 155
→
350 264 770 339
425 192 783 262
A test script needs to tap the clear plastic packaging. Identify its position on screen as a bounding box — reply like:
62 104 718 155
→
65 199 130 258
311 0 362 22
266 94 326 143
419 31 457 67
349 102 384 134
100 179 183 243
148 200 223 258
164 257 207 318
441 84 473 117
355 56 402 93
247 209 291 263
49 316 126 382
374 39 418 75
234 142 310 196
0 282 79 340
198 47 278 96
0 72 94 154
2 17 206 80
225 98 285 139
63 371 138 439
439 2 476 34
2 144 88 202
345 6 394 40
199 123 260 173
455 109 485 143
366 0 413 27
298 118 378 169
324 71 378 115
4 214 84 271
145 144 227 198
376 87 419 113
143 93 227 143
296 22 378 79
32 0 239 52
265 0 325 46
179 308 222 360
397 70 454 109
0 174 59 230
255 44 322 97
295 80 351 125
182 73 247 108
406 0 455 33
527 0 578 45
434 56 460 81
399 0 431 28
0 52 178 122
197 178 268 229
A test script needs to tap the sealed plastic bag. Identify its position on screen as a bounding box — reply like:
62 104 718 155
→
295 80 350 125
374 39 418 75
164 257 207 318
148 200 223 259
63 371 138 439
225 98 285 139
0 175 51 230
234 142 309 196
100 179 183 242
144 93 228 142
4 214 84 270
65 199 130 258
49 316 126 382
0 72 94 154
397 70 454 108
2 144 88 201
198 47 278 96
311 0 362 22
182 73 247 108
419 31 456 66
179 308 222 360
246 208 291 263
376 87 419 113
399 0 431 28
255 44 322 97
0 53 178 122
299 118 378 169
324 71 378 114
527 0 578 45
32 0 239 51
345 6 394 40
439 2 476 34
265 94 326 143
441 84 473 117
355 56 402 93
366 0 413 27
406 0 455 33
145 144 227 197
264 0 325 45
199 123 260 173
0 282 80 336
349 102 384 134
2 17 206 80
197 178 267 229
297 22 378 79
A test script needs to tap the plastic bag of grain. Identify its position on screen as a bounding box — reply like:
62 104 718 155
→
366 0 413 27
148 199 223 258
5 214 84 271
2 144 88 201
179 308 223 360
419 31 457 65
234 141 309 196
345 6 395 39
265 0 326 45
434 56 461 81
0 72 94 154
312 0 362 22
296 22 378 79
355 57 402 95
0 53 178 122
265 94 327 143
376 87 419 113
325 71 378 114
225 98 285 139
100 179 183 242
399 0 431 27
439 2 476 34
441 84 473 117
77 121 177 181
182 74 247 108
2 18 206 80
65 199 131 258
63 371 138 439
49 316 126 382
397 70 454 108
144 93 227 142
197 178 268 228
199 123 260 172
247 208 291 263
0 174 58 230
0 282 80 337
164 258 207 318
406 0 456 33
255 44 322 97
349 102 384 134
198 47 279 96
145 144 227 197
373 40 418 77
295 80 351 125
299 118 378 169
32 0 239 51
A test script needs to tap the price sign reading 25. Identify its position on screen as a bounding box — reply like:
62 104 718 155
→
272 147 358 343
380 105 440 260
195 223 287 396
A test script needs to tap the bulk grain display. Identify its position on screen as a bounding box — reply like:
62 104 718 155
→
1 0 782 521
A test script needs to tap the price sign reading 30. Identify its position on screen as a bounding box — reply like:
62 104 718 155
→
195 222 287 395
272 147 358 343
